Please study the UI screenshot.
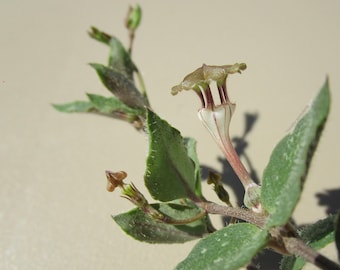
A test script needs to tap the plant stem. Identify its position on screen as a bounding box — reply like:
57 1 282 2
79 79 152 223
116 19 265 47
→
269 226 340 270
283 236 340 270
128 31 135 55
135 70 149 105
196 201 267 228
199 201 340 269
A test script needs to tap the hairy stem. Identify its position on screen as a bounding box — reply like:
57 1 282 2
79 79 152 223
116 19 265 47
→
283 236 340 270
269 226 340 270
135 70 149 104
196 201 267 228
199 201 340 269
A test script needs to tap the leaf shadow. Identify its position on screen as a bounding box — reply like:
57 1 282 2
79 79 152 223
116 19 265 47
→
249 249 283 270
200 112 260 206
316 188 340 214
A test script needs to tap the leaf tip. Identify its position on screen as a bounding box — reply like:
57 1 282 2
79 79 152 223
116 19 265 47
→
51 103 66 112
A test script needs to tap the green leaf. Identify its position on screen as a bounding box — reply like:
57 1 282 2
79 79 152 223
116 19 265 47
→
336 214 340 261
52 101 93 113
88 25 138 79
88 27 138 81
261 79 330 228
53 94 143 117
280 256 305 270
175 223 268 270
184 137 203 198
113 202 209 244
86 93 141 115
280 215 338 270
300 214 337 249
88 26 111 45
144 109 200 202
108 37 137 80
90 63 148 108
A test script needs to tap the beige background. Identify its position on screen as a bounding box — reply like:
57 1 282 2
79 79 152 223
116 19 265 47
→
1 1 340 269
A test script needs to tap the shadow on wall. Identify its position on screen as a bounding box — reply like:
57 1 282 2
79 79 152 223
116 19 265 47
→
316 188 340 214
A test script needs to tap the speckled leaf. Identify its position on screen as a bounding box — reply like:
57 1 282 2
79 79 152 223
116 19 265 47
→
261 79 330 228
88 27 137 80
175 223 268 270
144 109 200 202
113 202 209 243
299 214 337 249
107 37 137 80
53 94 142 116
90 63 147 108
280 214 338 270
86 93 141 114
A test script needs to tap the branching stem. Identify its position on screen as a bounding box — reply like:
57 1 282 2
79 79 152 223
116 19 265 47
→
198 201 340 269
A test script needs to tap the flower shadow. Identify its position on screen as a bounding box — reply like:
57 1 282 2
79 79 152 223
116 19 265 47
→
316 188 340 214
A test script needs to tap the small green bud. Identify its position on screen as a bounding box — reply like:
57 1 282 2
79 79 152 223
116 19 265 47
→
243 184 262 213
126 5 142 31
122 183 149 208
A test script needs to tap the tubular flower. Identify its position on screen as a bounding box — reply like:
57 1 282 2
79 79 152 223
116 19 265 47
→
171 63 262 212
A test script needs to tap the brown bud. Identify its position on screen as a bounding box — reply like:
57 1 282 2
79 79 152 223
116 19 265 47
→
105 170 127 192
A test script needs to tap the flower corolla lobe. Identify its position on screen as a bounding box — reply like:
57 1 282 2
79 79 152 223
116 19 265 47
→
171 63 246 96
